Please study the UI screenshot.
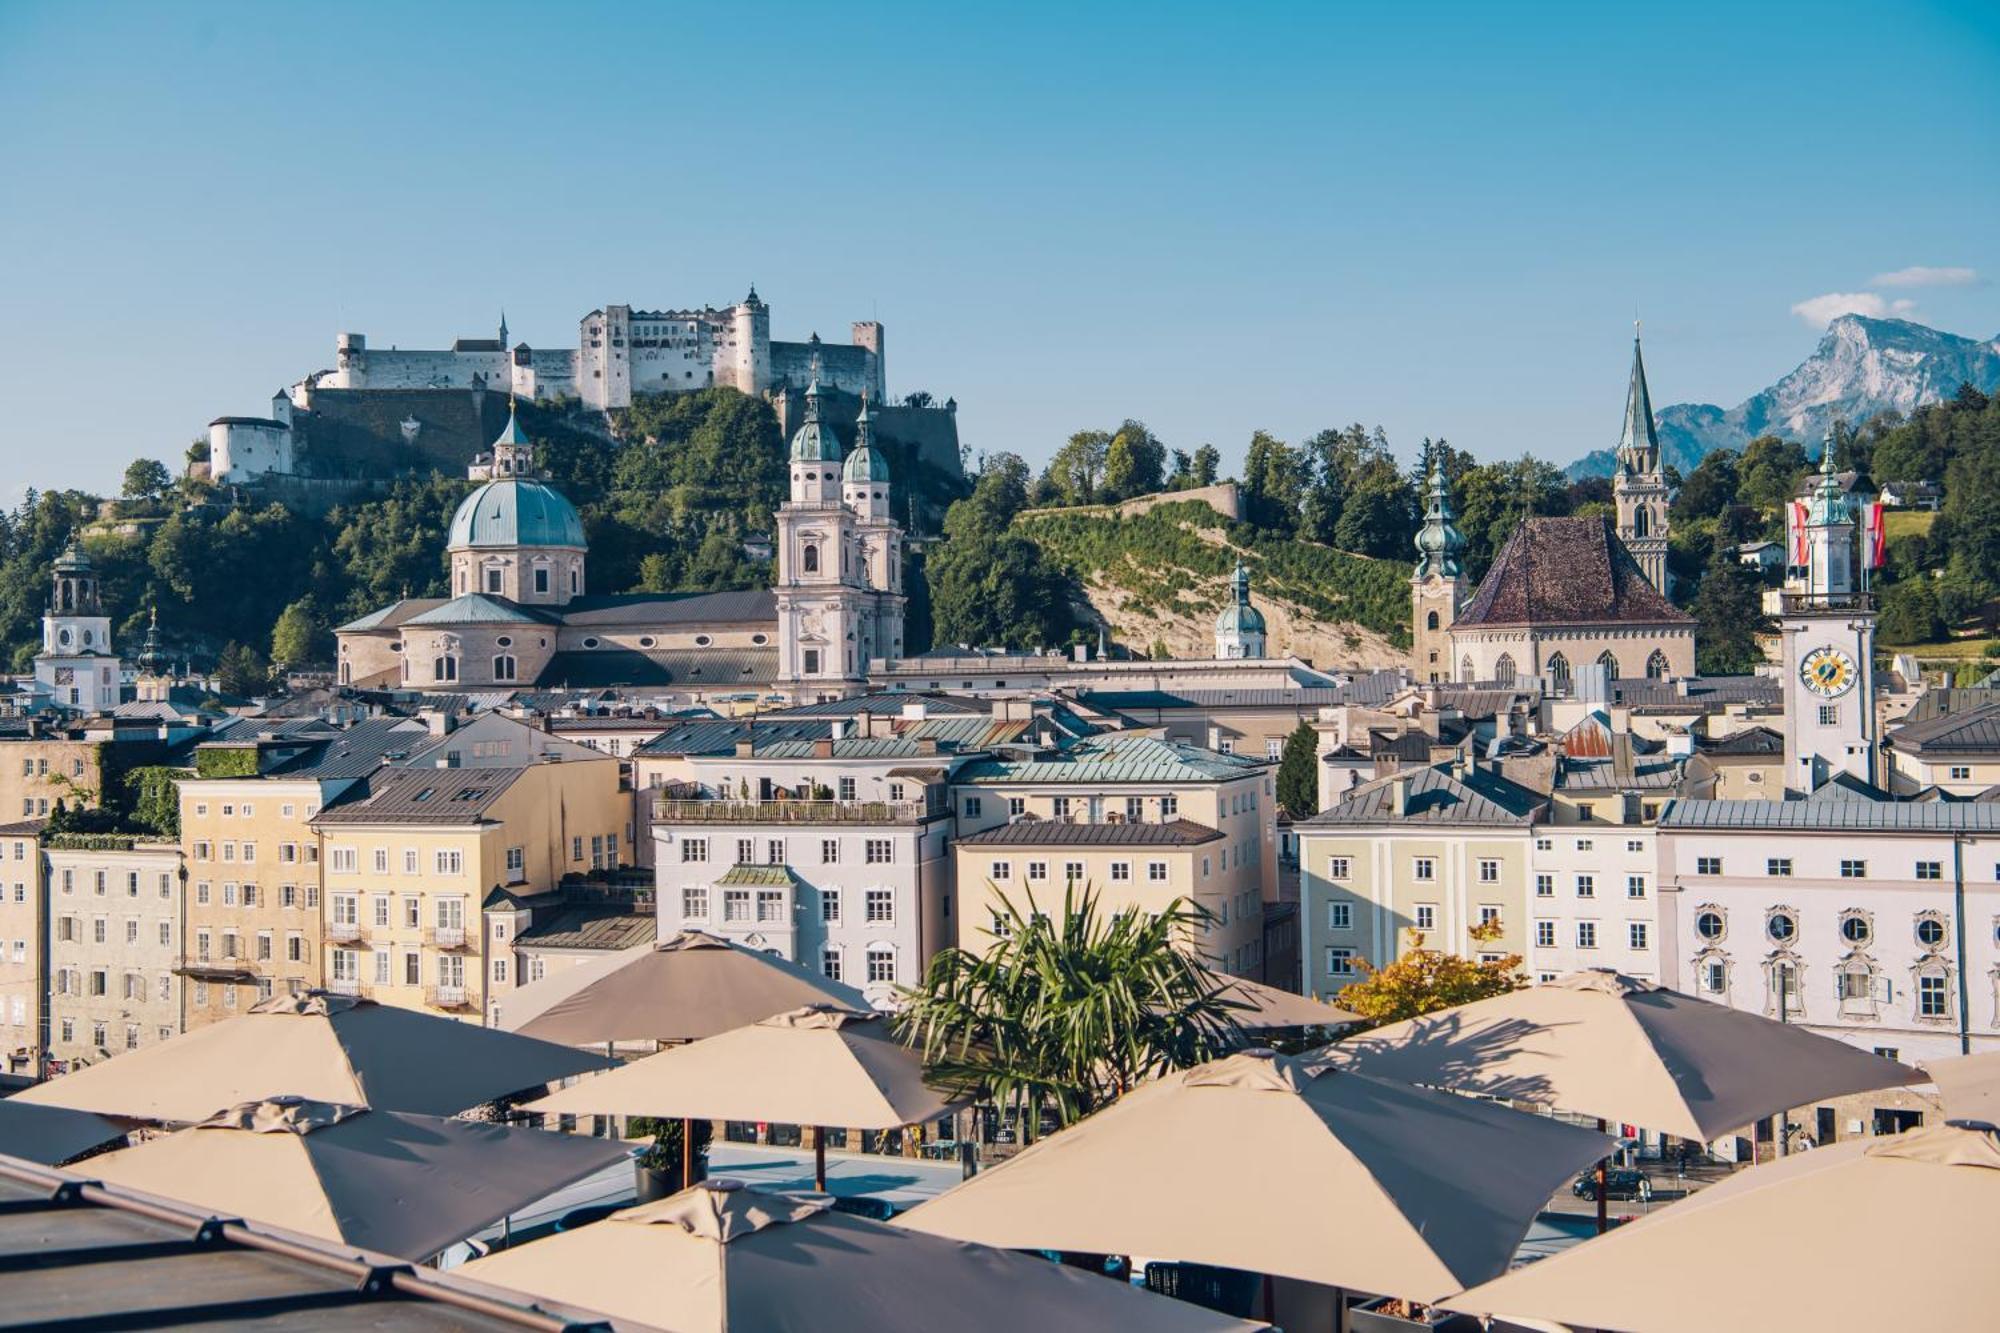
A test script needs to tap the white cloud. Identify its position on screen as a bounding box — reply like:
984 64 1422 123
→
1868 265 1980 289
1790 291 1918 327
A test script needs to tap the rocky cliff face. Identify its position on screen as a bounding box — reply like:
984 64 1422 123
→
1572 316 2000 477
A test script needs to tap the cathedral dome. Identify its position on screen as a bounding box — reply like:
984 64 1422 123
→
447 478 585 550
842 397 890 483
1214 600 1266 636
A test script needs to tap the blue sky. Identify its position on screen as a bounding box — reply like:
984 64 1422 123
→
1 1 1996 495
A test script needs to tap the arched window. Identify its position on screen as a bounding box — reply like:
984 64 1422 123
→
1425 610 1440 631
1646 649 1670 680
1459 655 1474 683
1596 649 1619 678
569 567 580 595
492 654 517 682
1494 653 1516 685
1633 507 1650 538
802 543 820 574
1546 652 1571 693
435 655 458 682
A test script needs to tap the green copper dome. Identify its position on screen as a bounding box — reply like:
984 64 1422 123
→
448 478 586 550
1215 561 1266 634
1413 459 1466 578
842 396 891 483
789 377 842 464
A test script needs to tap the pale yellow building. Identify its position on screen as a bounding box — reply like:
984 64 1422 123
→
310 755 628 1024
0 819 47 1074
1297 763 1544 1003
45 839 184 1067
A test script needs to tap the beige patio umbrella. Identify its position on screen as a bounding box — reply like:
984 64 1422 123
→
86 1096 633 1262
462 1179 1265 1332
527 1006 958 1189
14 992 610 1122
1448 1120 2000 1332
1327 969 1918 1136
1216 975 1362 1031
495 930 867 1046
1922 1049 2000 1123
898 1048 1611 1303
0 1098 129 1165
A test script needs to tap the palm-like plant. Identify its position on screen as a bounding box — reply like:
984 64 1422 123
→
897 884 1244 1130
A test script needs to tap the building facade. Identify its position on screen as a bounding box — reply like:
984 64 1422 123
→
44 840 184 1068
1778 449 1880 794
0 821 46 1074
34 546 119 714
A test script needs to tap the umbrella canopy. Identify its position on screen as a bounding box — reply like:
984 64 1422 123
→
1216 975 1362 1031
527 1005 956 1128
462 1179 1264 1332
1449 1120 2000 1331
897 1048 1611 1302
0 1098 129 1165
1923 1050 2000 1124
1325 970 1919 1140
13 992 611 1122
496 930 868 1045
86 1097 634 1261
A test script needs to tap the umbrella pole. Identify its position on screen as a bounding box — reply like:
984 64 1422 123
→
1333 1285 1347 1333
814 1128 827 1192
1595 1118 1609 1235
682 1117 694 1187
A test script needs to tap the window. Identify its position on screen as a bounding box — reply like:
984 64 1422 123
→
723 889 750 922
767 839 785 865
866 890 894 923
1534 920 1556 948
821 839 839 865
1575 921 1597 949
839 778 857 802
1477 904 1501 928
1573 873 1596 899
1950 766 1973 782
682 838 709 864
1063 860 1085 883
988 860 1012 882
1026 861 1049 882
1328 901 1352 931
1840 914 1872 945
1701 960 1727 993
1696 857 1722 876
1841 859 1867 878
505 846 524 877
492 958 508 983
1052 797 1072 820
434 849 463 875
866 947 896 984
821 947 843 982
1766 911 1797 943
865 839 892 865
736 838 755 867
1535 873 1554 898
1161 795 1179 818
1007 797 1026 817
1767 858 1793 877
1414 903 1437 931
1326 856 1351 879
1574 838 1594 851
682 886 708 919
820 889 841 924
1535 837 1553 852
961 795 982 819
1916 916 1948 949
372 896 390 927
1626 875 1646 898
1695 910 1725 941
1412 857 1436 882
1577 805 1596 824
1324 946 1358 976
1477 859 1500 884
1629 922 1649 950
1818 704 1839 726
371 848 389 875
1110 861 1132 882
1919 974 1950 1018
1147 861 1169 882
330 847 357 873
1916 861 1943 881
756 890 784 923
1626 839 1644 853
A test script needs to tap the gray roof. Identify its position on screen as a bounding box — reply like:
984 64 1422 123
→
1609 675 1782 709
1456 517 1693 629
557 589 776 627
1900 687 2000 725
1659 799 2000 832
517 903 657 951
312 766 529 825
955 733 1267 785
1074 687 1358 712
1697 725 1785 757
267 718 432 779
536 646 777 690
956 818 1224 847
637 719 835 756
403 595 561 627
1301 763 1545 829
1888 701 2000 757
762 692 989 718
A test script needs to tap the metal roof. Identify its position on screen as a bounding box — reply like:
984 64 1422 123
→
1887 701 2000 757
311 766 529 825
761 692 989 718
516 904 658 951
955 733 1266 785
403 595 561 628
717 864 802 886
535 647 778 690
1659 799 2000 832
556 589 776 627
0 1155 614 1330
956 818 1224 847
265 719 434 779
1301 763 1545 829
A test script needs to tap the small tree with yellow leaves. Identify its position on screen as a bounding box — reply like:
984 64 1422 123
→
1334 921 1524 1029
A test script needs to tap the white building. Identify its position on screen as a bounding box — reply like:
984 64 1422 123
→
34 545 120 714
1777 448 1880 794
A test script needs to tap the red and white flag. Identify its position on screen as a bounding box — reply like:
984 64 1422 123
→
1788 500 1809 566
1865 501 1887 569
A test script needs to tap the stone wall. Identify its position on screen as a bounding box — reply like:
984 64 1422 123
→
1016 481 1242 523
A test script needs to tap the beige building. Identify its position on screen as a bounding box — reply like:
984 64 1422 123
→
45 839 184 1068
950 733 1275 978
311 755 628 1024
0 820 46 1074
1883 701 2000 796
952 821 1261 973
1298 763 1545 1003
2 729 110 823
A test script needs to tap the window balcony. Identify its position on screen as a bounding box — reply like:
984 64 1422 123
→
426 926 469 950
328 922 363 944
326 977 368 998
425 984 470 1010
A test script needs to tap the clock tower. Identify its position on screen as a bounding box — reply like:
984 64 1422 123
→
1779 446 1877 794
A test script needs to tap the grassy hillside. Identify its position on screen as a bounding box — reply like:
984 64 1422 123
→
1016 499 1411 666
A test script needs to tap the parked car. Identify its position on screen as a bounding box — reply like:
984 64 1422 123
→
1573 1168 1653 1202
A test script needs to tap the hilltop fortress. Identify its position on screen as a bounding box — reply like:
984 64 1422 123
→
205 289 960 501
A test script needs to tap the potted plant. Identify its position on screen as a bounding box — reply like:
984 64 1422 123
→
1348 1296 1478 1332
630 1117 711 1202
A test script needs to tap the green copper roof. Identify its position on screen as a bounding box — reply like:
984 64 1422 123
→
1215 561 1265 634
789 376 842 464
842 396 891 483
1617 333 1661 474
447 477 585 549
1413 458 1466 578
958 732 1266 785
403 595 559 627
717 864 799 887
492 403 531 449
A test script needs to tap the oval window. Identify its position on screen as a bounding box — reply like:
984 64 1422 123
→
495 636 512 648
695 634 713 647
1840 915 1871 945
638 636 656 648
1915 917 1947 948
1766 912 1796 943
1695 911 1725 941
752 633 769 646
582 637 599 649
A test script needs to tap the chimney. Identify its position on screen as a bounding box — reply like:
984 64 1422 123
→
900 702 927 722
813 737 834 758
1389 778 1408 817
734 738 755 759
830 719 849 741
853 710 874 738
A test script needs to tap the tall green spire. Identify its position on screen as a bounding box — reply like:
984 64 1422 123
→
1617 330 1661 475
1413 458 1465 578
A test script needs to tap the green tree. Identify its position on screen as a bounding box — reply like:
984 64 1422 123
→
216 641 271 696
1102 420 1166 501
1335 924 1523 1028
927 488 1077 649
269 598 322 669
1878 577 1944 644
897 885 1244 1128
1736 435 1811 514
1039 430 1113 506
1240 431 1307 535
122 458 171 502
1275 720 1319 818
1689 553 1770 673
1672 449 1740 525
1191 444 1220 487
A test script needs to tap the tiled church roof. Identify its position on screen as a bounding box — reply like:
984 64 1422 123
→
1455 517 1692 630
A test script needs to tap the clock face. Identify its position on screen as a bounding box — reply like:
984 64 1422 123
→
1800 646 1857 699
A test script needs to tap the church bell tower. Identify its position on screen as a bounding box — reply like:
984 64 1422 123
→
1614 330 1671 595
1779 444 1878 794
1410 457 1467 684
